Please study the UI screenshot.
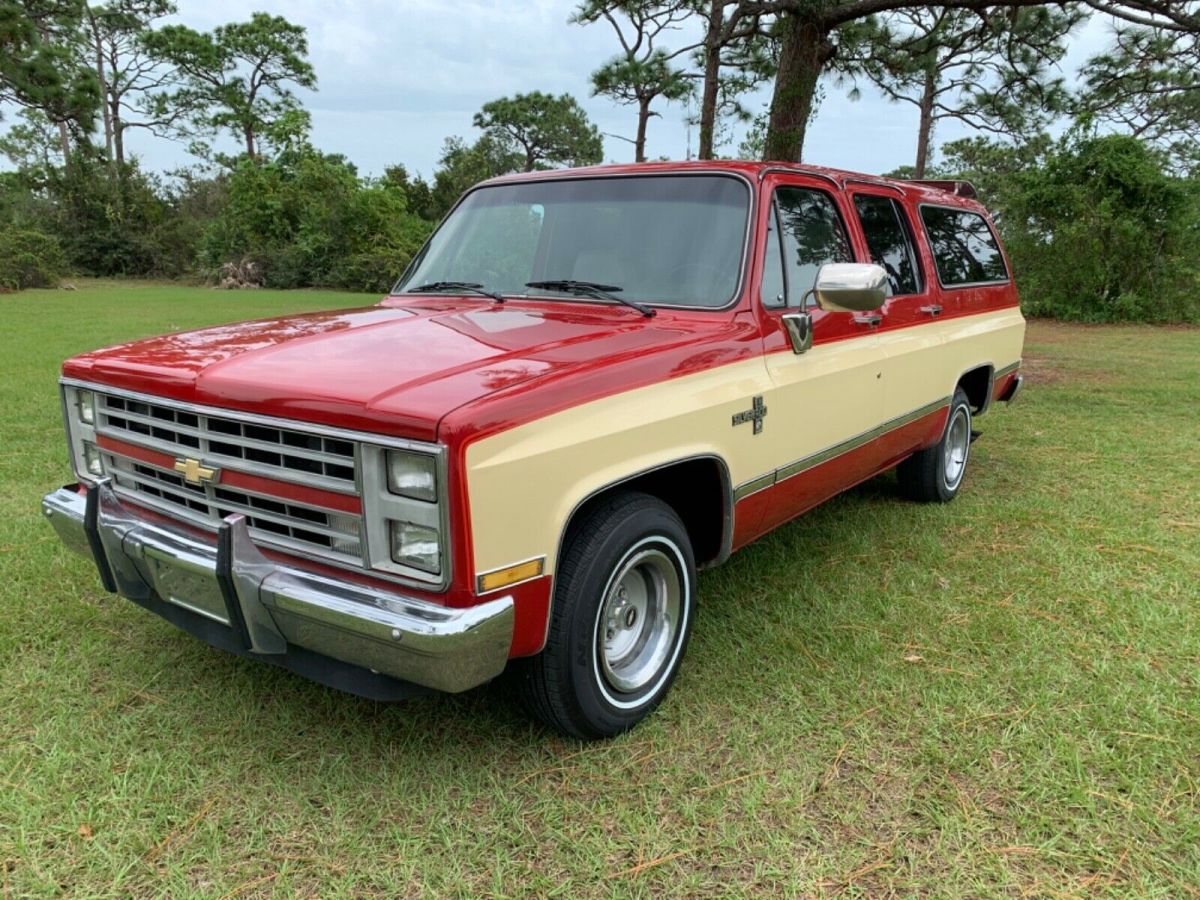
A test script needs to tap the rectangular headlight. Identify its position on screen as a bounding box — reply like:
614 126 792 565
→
389 520 440 574
78 390 95 425
386 450 437 502
82 441 103 477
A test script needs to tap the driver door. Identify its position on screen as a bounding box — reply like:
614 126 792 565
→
755 176 886 532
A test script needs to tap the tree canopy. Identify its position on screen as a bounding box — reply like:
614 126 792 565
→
574 0 697 162
143 12 316 160
838 5 1081 177
473 92 603 171
1081 24 1200 170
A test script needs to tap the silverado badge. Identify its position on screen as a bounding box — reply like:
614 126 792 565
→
174 457 220 486
732 395 767 435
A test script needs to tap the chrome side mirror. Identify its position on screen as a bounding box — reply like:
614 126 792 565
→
782 312 812 354
813 263 887 313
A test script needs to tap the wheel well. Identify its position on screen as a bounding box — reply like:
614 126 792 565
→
563 457 731 569
957 365 994 414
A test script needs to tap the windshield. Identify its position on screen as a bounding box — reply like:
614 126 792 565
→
396 175 750 309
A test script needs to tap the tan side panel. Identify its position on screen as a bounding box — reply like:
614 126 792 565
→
890 307 1026 414
762 333 884 478
466 356 773 578
466 308 1025 579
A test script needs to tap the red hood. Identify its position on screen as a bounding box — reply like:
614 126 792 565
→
63 297 747 442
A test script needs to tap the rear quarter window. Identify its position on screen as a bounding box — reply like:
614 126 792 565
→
919 205 1008 287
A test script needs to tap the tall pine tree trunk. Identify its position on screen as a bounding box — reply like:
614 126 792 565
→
56 120 72 169
37 21 75 172
93 31 113 164
113 113 125 167
697 0 722 160
914 69 937 178
764 13 834 162
635 98 651 163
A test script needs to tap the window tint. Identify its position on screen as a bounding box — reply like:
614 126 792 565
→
854 195 921 296
775 187 853 306
760 205 786 307
920 206 1008 286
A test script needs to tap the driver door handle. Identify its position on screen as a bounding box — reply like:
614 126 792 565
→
920 304 944 317
852 314 882 328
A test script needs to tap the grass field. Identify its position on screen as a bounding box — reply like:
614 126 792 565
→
2 280 1197 898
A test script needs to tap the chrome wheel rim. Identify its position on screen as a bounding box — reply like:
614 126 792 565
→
596 546 682 695
943 405 970 491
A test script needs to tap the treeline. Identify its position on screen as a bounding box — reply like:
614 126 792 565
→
0 100 599 291
926 133 1200 323
1 0 1199 321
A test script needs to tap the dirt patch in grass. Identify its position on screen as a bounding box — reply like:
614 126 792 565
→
1017 352 1063 385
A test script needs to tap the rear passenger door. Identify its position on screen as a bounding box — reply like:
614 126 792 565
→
848 187 948 438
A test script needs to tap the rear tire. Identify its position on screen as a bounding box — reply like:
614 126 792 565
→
897 387 972 503
512 491 696 740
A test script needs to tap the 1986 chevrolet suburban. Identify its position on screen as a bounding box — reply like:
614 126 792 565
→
43 161 1024 738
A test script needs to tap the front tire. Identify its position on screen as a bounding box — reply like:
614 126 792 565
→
513 492 696 739
897 387 973 503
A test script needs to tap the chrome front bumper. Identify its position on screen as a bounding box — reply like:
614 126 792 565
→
42 480 514 695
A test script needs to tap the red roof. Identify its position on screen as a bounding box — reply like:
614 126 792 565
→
483 159 985 209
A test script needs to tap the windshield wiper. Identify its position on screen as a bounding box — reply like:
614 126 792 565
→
407 281 504 303
525 279 655 318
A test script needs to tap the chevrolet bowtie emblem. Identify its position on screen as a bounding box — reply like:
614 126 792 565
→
174 457 219 485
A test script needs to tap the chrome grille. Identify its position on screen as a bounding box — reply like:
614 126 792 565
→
101 450 363 563
92 391 364 566
99 394 356 492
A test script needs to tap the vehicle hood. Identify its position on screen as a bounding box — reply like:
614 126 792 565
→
62 298 729 442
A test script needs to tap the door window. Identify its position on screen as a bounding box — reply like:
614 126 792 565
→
774 187 853 307
760 205 786 307
853 195 921 296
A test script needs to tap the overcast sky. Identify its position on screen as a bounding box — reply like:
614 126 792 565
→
11 1 1119 178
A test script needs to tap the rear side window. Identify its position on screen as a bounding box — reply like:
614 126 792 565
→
920 206 1008 286
773 187 853 307
853 194 921 296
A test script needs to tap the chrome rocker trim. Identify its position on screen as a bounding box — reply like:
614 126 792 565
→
42 480 513 696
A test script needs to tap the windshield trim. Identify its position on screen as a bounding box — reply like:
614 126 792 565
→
392 170 756 313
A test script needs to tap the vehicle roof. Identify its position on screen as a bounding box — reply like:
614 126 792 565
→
482 159 986 211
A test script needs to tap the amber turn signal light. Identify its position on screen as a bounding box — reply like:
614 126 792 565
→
477 558 544 594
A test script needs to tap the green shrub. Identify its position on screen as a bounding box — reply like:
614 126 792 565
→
202 149 432 292
942 133 1200 323
0 227 66 290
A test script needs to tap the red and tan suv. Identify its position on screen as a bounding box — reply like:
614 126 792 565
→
44 161 1024 738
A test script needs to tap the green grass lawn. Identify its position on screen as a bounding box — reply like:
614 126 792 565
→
2 280 1197 897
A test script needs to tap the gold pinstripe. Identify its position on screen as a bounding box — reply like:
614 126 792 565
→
735 395 953 500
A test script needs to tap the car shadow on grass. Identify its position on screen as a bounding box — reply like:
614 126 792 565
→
116 469 920 761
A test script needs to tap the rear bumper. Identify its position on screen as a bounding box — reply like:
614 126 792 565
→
999 373 1024 404
42 480 513 696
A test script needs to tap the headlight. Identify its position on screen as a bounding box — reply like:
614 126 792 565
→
78 390 95 425
360 443 447 586
62 385 101 482
386 450 437 502
389 520 440 573
82 441 103 477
